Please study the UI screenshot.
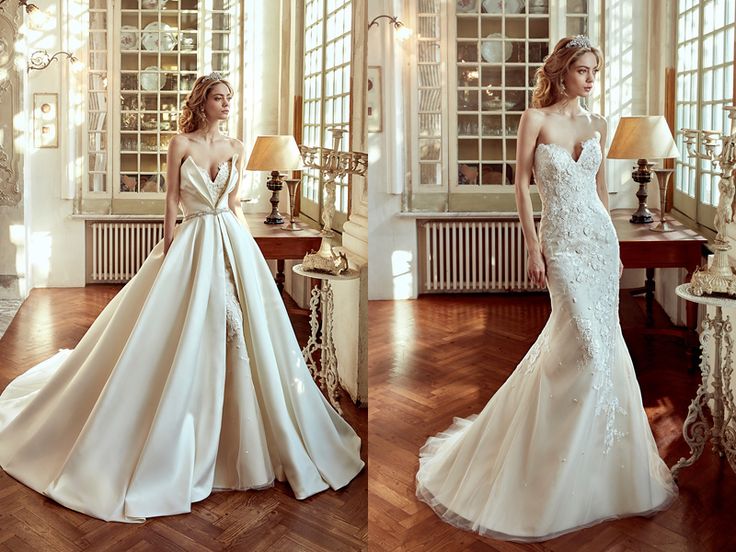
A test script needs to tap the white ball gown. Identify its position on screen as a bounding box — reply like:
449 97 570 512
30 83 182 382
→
415 134 678 542
0 153 364 523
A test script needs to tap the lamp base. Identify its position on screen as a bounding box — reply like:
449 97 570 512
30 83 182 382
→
630 161 656 224
630 208 654 224
264 171 284 225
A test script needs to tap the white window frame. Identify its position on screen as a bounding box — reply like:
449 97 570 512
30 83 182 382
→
673 0 736 229
301 0 353 232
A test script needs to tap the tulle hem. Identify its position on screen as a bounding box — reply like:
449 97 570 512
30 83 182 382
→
415 415 678 543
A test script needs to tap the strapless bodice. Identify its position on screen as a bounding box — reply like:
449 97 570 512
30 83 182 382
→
178 155 239 219
533 134 615 251
533 134 602 212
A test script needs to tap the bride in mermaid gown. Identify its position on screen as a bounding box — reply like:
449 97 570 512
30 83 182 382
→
415 36 677 542
0 73 363 523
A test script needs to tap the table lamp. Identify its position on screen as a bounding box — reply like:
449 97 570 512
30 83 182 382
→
607 116 679 225
246 135 304 225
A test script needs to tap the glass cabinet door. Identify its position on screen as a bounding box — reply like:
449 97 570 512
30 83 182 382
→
408 0 593 212
84 0 240 212
454 0 550 189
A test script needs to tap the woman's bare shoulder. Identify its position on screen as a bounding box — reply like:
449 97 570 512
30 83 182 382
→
522 107 548 121
228 137 245 157
168 134 190 155
588 112 607 136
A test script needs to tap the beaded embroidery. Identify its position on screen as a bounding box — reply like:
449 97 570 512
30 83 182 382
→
533 134 626 453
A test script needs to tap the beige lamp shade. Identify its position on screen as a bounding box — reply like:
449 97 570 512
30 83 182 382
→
245 135 304 171
607 116 679 160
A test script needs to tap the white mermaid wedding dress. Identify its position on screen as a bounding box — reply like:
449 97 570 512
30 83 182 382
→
415 134 678 542
0 154 364 523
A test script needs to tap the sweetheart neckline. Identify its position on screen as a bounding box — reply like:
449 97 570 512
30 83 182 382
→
183 154 237 183
536 135 600 164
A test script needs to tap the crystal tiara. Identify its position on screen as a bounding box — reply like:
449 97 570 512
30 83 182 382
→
565 35 593 49
202 71 223 82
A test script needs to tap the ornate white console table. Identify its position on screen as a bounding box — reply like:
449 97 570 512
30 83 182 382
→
672 284 736 479
292 264 359 414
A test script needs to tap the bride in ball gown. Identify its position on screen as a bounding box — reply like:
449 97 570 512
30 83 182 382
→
415 36 677 542
0 73 363 523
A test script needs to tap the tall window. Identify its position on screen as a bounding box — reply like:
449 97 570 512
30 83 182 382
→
301 0 352 231
673 0 735 227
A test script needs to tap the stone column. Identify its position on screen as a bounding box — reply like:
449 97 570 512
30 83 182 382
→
333 1 368 405
0 3 28 302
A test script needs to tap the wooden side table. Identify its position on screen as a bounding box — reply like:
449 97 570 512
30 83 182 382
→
292 264 359 414
612 209 708 367
671 284 736 479
244 213 322 293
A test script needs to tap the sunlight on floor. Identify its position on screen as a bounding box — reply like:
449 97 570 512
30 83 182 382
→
9 225 27 297
391 250 414 299
29 231 52 286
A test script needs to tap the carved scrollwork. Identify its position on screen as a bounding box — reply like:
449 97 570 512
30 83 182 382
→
0 147 19 205
0 10 20 206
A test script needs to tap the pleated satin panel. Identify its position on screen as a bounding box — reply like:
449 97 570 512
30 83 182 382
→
0 153 364 523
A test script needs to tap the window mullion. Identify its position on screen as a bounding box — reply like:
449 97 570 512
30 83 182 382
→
695 0 705 223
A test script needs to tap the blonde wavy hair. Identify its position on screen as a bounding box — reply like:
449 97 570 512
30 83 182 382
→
531 36 603 108
178 75 234 133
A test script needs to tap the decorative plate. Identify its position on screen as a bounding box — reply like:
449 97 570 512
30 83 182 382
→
480 33 512 63
140 66 166 91
141 0 169 8
141 22 177 52
482 0 525 13
456 0 478 13
120 26 138 50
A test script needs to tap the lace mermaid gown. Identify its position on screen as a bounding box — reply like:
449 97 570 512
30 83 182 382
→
0 154 364 523
415 134 678 542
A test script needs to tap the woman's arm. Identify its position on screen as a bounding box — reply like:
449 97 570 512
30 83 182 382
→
592 115 622 276
227 140 249 229
514 108 545 286
164 135 186 255
594 114 609 210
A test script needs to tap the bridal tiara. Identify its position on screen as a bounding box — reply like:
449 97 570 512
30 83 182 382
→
202 71 223 82
565 35 593 49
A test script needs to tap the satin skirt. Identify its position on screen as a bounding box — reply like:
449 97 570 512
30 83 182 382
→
0 211 364 523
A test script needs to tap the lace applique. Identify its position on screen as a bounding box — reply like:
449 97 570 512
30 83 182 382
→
572 315 596 362
203 160 230 204
533 135 627 454
223 259 248 361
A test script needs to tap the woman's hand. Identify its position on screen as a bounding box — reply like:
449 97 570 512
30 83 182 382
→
528 249 546 287
619 259 624 279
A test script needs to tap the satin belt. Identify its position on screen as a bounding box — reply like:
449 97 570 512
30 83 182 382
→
182 207 229 222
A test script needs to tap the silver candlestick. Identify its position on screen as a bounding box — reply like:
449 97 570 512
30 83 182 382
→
651 168 675 232
682 105 736 296
298 127 368 274
282 178 302 231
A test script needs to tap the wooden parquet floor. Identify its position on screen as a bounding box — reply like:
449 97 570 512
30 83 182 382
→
0 286 367 552
368 294 736 552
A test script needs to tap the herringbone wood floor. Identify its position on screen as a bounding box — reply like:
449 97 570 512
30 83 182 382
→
368 294 736 552
0 286 367 552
